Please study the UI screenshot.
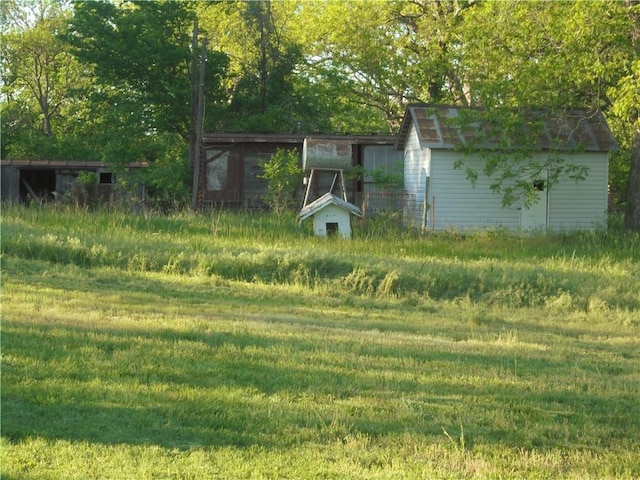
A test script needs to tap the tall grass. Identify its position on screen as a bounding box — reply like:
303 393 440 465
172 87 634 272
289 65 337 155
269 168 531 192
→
2 204 639 479
2 204 639 312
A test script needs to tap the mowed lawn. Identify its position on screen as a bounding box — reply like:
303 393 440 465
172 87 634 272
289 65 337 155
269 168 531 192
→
1 206 639 479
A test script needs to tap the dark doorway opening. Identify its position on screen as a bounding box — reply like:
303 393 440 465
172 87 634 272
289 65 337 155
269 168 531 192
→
19 169 56 202
326 222 339 236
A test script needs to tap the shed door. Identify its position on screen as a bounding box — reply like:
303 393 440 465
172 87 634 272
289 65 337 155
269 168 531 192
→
520 178 548 230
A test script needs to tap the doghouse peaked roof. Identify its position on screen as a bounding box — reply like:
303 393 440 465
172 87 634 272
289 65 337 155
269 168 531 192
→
395 104 619 153
300 193 362 221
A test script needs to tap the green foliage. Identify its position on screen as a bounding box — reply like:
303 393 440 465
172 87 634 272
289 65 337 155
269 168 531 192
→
370 164 404 193
0 0 81 137
608 58 640 226
141 137 191 212
461 1 633 109
258 148 303 215
2 0 639 215
76 171 97 187
0 0 95 159
224 1 302 132
59 1 228 205
65 1 228 139
291 0 412 131
451 1 636 208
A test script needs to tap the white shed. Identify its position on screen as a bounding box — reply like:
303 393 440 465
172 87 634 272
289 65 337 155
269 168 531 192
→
396 105 619 231
300 193 362 238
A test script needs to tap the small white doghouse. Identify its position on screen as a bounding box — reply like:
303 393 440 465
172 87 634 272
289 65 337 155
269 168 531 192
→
300 192 362 239
299 137 362 239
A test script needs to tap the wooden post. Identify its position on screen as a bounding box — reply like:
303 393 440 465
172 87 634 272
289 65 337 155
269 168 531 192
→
432 196 435 230
191 37 207 211
21 178 39 201
188 22 199 173
422 177 430 232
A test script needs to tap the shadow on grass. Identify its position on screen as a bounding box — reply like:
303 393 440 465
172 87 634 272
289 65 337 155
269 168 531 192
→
3 316 639 452
3 258 639 452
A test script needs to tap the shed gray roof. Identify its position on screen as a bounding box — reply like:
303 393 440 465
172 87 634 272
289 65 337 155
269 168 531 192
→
396 104 619 153
300 193 362 221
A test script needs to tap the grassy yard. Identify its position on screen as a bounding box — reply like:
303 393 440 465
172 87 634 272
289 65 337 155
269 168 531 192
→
1 205 639 479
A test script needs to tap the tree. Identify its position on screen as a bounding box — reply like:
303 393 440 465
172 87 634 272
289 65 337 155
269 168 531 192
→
292 0 410 131
199 0 327 133
453 0 638 213
460 1 632 109
610 1 640 231
66 1 228 142
0 0 91 159
610 57 640 230
290 0 477 132
389 0 477 106
63 0 229 205
228 0 302 131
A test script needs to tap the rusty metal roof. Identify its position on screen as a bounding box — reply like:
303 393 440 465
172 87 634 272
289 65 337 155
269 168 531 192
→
202 132 397 146
1 159 147 168
396 104 619 152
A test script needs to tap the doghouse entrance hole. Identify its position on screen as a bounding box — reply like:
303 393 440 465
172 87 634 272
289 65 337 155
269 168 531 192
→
326 222 339 236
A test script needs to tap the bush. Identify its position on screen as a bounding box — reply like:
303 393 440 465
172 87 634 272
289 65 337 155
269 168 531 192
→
259 148 303 216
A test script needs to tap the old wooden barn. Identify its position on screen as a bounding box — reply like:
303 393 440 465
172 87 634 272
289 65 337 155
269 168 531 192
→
197 133 403 212
1 160 146 204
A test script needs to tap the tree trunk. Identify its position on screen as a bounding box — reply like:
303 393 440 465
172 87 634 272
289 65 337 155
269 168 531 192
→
40 97 52 136
624 128 640 231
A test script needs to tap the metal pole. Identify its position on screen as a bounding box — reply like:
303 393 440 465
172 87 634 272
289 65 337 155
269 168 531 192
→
302 169 315 208
339 169 347 201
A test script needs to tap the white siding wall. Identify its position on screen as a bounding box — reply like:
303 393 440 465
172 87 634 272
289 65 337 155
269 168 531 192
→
312 205 353 238
402 127 609 231
403 125 426 197
430 151 520 231
403 126 428 225
547 152 609 229
427 151 609 231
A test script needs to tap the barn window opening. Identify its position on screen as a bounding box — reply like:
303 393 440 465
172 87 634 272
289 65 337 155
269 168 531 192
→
326 222 339 236
99 172 114 184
